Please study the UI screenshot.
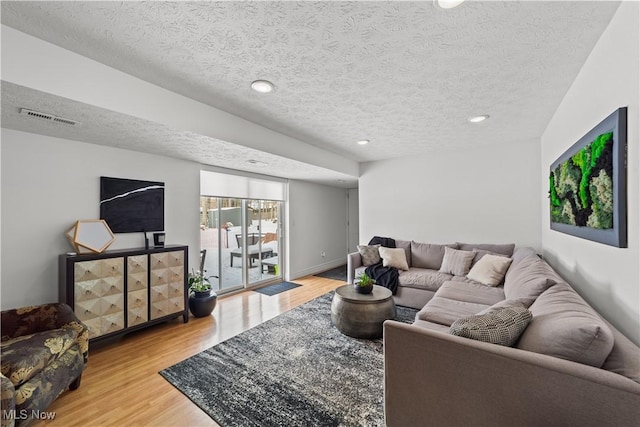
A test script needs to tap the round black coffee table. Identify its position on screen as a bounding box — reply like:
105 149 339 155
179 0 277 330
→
331 285 396 338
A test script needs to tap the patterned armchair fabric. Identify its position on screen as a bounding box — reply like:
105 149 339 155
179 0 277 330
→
1 303 88 427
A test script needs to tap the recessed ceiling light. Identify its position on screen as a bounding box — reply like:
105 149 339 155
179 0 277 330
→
468 115 490 123
356 139 370 145
251 80 274 93
337 179 346 183
434 0 465 9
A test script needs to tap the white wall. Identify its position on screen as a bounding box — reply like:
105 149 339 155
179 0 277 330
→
0 129 351 309
0 129 201 309
541 1 639 344
359 139 541 248
286 181 348 279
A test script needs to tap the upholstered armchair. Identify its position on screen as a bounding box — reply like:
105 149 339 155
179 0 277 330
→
1 303 88 427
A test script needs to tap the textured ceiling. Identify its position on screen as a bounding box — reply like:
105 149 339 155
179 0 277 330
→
0 1 621 180
1 82 357 186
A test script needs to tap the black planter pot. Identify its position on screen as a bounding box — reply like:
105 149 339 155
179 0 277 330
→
189 290 218 318
353 283 373 294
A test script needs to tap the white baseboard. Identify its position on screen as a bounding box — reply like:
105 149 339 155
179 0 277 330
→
288 258 345 281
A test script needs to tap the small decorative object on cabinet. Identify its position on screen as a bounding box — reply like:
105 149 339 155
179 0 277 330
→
65 219 115 253
354 273 375 294
187 270 217 318
59 245 188 343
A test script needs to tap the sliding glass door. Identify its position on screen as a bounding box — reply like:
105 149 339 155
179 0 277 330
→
246 200 280 286
200 196 282 294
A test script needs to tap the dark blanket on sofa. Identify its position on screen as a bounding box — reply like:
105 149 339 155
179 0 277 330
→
365 263 399 294
368 236 396 249
365 236 399 294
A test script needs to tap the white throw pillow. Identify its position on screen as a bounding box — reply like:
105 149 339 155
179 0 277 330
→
467 254 514 287
378 247 409 271
439 247 475 276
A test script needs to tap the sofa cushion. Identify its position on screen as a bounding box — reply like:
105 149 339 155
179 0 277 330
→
601 320 640 384
436 280 505 306
510 247 538 264
410 242 456 270
413 319 450 333
456 242 515 257
517 282 614 368
449 305 532 346
395 240 412 268
469 249 507 266
504 254 559 300
357 244 381 266
379 247 409 270
0 328 78 387
478 298 536 314
417 296 490 326
467 254 513 287
439 247 475 276
398 268 453 292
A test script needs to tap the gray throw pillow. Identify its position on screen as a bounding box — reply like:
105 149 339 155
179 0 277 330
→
449 306 533 346
439 247 475 276
411 241 457 270
357 244 381 266
456 242 516 257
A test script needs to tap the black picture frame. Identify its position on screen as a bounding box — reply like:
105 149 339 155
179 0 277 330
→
549 107 627 248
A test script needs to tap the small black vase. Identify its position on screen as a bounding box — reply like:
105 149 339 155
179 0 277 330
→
354 283 373 294
189 290 218 318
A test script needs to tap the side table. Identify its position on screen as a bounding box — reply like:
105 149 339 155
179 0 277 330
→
331 285 396 339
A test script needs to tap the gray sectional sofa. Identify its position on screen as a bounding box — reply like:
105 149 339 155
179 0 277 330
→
347 240 640 425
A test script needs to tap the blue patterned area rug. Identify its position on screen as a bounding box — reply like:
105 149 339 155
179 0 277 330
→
253 281 302 296
159 292 418 427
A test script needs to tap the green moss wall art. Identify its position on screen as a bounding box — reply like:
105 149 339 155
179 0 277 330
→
549 107 627 248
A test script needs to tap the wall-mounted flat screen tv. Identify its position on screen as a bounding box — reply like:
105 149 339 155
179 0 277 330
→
100 177 164 233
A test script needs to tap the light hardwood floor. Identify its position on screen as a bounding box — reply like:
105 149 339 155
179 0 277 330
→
32 276 344 427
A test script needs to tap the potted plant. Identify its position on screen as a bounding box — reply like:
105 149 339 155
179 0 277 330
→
188 270 217 317
354 273 375 294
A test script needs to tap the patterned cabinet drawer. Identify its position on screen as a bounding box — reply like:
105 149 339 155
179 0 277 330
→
168 296 184 314
75 258 125 281
72 257 125 339
150 268 168 286
127 255 148 291
101 313 125 335
150 300 169 320
168 281 184 300
150 284 169 303
167 266 183 285
128 307 147 327
150 252 169 271
127 288 148 327
168 250 184 267
101 294 124 316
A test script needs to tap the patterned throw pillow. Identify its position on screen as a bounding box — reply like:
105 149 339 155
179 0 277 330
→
439 247 475 276
357 244 381 266
448 306 533 347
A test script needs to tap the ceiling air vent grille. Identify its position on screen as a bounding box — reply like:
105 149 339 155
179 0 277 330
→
20 108 80 126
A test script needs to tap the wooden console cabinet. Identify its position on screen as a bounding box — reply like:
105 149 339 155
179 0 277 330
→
59 245 188 342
